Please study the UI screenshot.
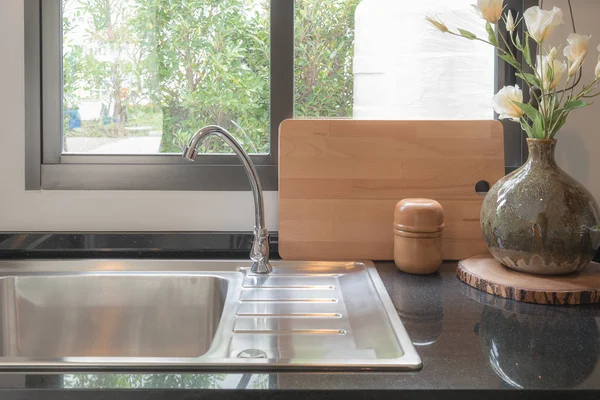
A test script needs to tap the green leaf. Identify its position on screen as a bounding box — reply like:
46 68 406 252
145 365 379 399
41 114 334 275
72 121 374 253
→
458 29 477 40
532 114 544 139
514 33 522 50
485 22 498 47
545 64 555 86
563 99 590 111
520 120 534 138
523 34 533 67
513 101 541 122
547 95 558 113
516 72 541 88
550 113 568 137
499 53 521 69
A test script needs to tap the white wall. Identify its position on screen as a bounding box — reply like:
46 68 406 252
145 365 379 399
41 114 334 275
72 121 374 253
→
545 0 600 206
0 0 278 232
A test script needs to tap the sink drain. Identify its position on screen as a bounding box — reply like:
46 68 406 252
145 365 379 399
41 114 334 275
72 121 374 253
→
237 349 267 359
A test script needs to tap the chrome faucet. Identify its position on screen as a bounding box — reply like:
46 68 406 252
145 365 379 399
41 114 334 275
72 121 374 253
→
182 125 272 274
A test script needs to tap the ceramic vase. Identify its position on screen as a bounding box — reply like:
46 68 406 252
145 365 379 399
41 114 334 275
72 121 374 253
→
480 138 600 275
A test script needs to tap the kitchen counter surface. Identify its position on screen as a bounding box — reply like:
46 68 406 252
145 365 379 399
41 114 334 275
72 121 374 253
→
0 233 598 399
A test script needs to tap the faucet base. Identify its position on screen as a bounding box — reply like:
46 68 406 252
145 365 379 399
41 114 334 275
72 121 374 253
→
250 228 271 274
251 259 273 274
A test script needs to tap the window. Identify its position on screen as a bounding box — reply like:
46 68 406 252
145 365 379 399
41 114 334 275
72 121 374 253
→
25 0 534 190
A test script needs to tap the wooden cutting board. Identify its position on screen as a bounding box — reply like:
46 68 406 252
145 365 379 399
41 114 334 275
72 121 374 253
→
278 119 505 261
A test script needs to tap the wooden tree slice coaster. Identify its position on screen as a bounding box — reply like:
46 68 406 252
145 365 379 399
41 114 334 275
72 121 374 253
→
457 254 600 305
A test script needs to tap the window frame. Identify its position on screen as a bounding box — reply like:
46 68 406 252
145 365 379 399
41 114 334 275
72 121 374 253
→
25 0 533 191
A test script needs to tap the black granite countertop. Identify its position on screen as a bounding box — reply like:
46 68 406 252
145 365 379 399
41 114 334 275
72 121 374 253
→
0 233 598 399
0 232 279 259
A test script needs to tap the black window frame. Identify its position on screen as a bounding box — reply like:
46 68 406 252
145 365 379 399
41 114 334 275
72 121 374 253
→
500 0 538 173
24 0 533 191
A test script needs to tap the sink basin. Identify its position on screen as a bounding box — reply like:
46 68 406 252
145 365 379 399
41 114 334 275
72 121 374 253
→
0 259 421 371
0 275 228 358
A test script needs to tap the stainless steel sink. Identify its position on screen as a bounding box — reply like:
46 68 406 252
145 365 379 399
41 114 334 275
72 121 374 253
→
0 259 421 371
0 275 227 358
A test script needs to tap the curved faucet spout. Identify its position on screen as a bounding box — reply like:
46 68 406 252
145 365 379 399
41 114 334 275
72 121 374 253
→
183 125 272 274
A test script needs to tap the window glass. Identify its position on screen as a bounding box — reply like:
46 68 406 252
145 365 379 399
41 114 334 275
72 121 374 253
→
62 0 495 156
62 0 270 155
295 0 495 120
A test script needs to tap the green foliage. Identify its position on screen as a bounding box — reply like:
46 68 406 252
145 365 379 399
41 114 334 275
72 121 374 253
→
563 99 590 111
549 111 567 137
485 22 498 47
522 33 533 68
458 29 477 40
63 373 226 389
514 33 522 50
152 0 271 153
62 0 360 154
514 100 544 138
532 114 544 139
515 72 541 89
295 0 360 118
498 53 520 70
520 120 533 138
514 101 540 122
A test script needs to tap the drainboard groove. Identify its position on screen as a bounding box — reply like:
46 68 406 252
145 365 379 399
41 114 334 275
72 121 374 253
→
233 329 347 335
242 285 336 290
236 313 343 318
239 298 338 303
249 274 342 277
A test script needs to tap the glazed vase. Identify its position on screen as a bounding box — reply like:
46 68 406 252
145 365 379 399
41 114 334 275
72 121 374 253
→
481 138 600 275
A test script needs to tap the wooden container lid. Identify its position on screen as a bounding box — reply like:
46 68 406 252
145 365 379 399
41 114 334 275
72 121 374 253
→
394 198 445 234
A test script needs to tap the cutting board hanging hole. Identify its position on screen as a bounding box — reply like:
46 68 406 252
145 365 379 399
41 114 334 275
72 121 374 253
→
475 180 491 195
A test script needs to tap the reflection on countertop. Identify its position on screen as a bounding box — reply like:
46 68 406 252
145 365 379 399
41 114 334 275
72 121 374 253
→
463 284 600 389
387 270 444 346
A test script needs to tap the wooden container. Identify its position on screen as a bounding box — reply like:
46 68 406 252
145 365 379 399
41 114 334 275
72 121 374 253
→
394 199 444 274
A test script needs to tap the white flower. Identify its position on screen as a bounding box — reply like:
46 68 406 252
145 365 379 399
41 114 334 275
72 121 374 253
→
474 0 504 24
548 47 558 60
523 6 564 43
563 33 591 77
425 16 449 33
536 54 567 90
505 10 516 32
493 85 524 121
